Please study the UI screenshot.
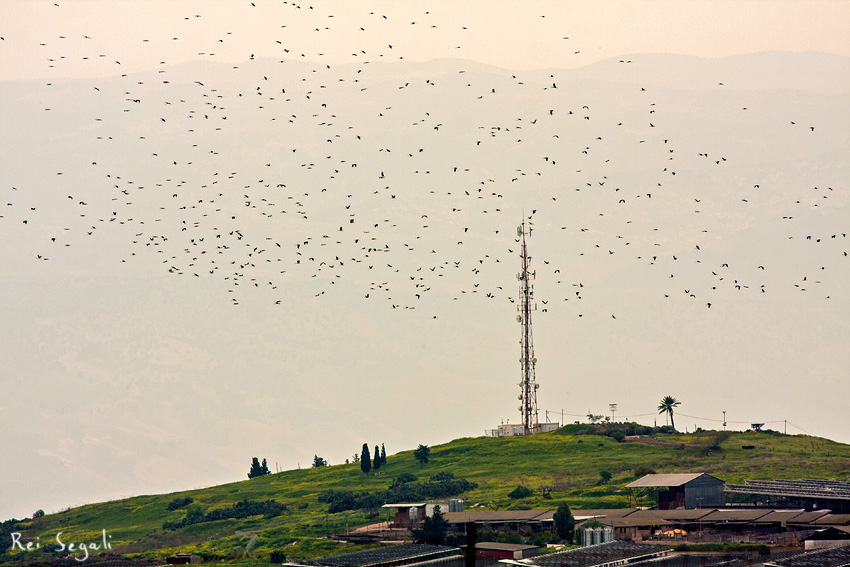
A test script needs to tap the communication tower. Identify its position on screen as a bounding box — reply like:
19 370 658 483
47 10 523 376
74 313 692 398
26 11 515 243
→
516 219 539 434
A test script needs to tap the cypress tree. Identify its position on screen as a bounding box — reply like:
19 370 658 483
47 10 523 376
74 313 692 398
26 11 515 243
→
553 501 575 542
380 443 387 466
373 445 382 470
360 443 372 473
248 457 265 479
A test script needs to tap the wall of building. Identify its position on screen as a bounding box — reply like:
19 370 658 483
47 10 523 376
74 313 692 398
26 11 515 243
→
684 476 726 509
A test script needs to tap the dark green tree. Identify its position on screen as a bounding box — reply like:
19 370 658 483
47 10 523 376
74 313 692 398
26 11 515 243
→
312 455 328 468
360 443 372 473
598 470 612 484
373 444 382 470
380 443 387 466
248 457 270 479
508 485 533 499
553 502 575 542
413 444 430 465
412 505 448 544
657 395 681 431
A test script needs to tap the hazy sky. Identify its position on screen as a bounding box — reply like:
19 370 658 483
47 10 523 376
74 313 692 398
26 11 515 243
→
2 0 850 80
1 0 848 523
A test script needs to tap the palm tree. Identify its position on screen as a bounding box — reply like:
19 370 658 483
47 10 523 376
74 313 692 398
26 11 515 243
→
657 396 681 431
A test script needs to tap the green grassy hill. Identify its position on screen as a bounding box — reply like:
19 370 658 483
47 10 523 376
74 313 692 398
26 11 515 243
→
3 428 849 566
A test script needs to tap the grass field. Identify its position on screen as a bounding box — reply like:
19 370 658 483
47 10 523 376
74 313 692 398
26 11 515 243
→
3 427 849 566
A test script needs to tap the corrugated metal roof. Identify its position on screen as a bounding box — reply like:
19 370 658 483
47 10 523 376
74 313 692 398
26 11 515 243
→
627 509 714 521
443 510 552 523
571 508 639 520
813 514 850 525
532 541 668 566
626 473 717 488
595 516 668 527
309 544 457 567
445 508 640 525
699 509 772 522
472 542 539 552
751 510 808 523
787 510 833 523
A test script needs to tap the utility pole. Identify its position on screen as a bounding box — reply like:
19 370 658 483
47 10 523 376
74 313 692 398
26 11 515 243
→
609 403 618 423
517 219 539 435
723 411 726 430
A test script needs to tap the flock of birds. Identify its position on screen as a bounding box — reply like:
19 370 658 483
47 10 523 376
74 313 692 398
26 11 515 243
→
2 2 847 321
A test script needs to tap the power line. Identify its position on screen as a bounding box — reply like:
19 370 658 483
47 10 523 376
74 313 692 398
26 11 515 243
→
538 408 817 435
785 421 819 436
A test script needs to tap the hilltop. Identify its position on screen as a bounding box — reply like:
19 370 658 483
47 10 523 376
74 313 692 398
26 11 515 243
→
3 428 849 565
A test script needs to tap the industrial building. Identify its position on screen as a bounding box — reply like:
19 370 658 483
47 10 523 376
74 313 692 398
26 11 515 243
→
381 503 433 528
485 422 560 437
626 473 726 509
443 510 555 534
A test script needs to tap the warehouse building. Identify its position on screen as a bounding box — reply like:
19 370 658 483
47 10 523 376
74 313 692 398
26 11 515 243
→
626 473 726 509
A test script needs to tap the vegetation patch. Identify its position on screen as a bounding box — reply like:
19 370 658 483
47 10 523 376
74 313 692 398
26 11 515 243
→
319 473 476 513
166 496 194 511
162 499 286 531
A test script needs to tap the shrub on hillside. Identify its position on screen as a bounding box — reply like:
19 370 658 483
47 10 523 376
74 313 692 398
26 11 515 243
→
162 499 286 531
167 496 194 511
507 485 533 499
703 431 733 455
318 475 477 513
429 472 455 481
390 473 418 488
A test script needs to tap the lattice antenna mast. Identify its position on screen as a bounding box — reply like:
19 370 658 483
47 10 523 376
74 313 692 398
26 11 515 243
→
517 219 539 434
